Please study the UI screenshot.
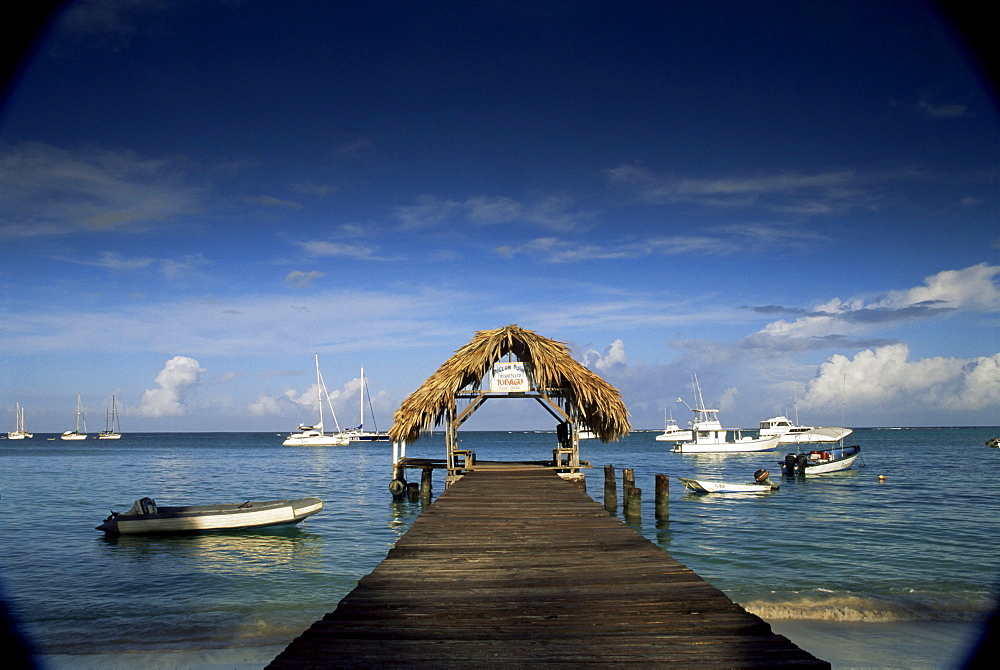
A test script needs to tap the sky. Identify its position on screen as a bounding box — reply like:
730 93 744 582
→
1 0 998 434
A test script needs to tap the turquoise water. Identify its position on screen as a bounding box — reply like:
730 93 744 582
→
1 428 998 664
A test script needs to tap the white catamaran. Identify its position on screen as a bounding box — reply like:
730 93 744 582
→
98 395 123 439
283 355 350 446
61 393 88 440
341 367 389 442
7 402 33 440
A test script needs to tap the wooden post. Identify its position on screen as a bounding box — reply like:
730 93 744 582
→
406 482 420 502
603 464 617 514
655 474 669 520
625 486 641 520
623 468 635 497
420 467 433 504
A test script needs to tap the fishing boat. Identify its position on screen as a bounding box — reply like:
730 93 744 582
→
679 469 778 493
780 444 862 475
671 374 779 453
654 408 691 442
758 417 853 444
7 402 33 440
283 354 349 446
96 496 324 535
61 393 88 440
341 367 389 442
780 376 861 474
97 395 122 439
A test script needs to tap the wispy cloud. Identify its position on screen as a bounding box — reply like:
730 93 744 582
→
605 164 868 214
396 193 596 231
0 142 202 238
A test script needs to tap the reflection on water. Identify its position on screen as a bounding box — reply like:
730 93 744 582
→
98 526 326 572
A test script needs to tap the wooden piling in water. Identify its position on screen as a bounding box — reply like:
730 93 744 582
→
625 485 642 520
656 473 670 520
603 464 616 514
271 466 827 668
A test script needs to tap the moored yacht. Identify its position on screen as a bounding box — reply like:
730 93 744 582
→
672 375 779 453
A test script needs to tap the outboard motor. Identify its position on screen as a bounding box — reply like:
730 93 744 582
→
796 453 809 474
783 453 797 475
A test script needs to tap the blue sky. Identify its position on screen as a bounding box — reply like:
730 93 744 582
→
2 0 998 434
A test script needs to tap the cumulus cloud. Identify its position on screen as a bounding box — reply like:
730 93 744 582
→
583 339 628 372
802 345 1000 412
134 356 205 417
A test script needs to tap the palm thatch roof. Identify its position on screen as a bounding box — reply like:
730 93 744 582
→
389 325 630 443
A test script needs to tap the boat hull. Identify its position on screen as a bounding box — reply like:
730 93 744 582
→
96 497 324 535
654 430 692 442
672 435 779 453
678 478 776 493
781 446 861 475
61 432 87 440
282 432 349 446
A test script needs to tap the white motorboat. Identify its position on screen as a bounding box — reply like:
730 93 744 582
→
96 496 323 535
654 408 691 442
671 374 779 453
341 367 389 442
61 393 88 440
97 395 122 439
7 402 33 440
780 445 862 475
283 355 350 446
758 416 853 444
679 469 778 493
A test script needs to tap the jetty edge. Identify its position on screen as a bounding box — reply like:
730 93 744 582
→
269 467 828 668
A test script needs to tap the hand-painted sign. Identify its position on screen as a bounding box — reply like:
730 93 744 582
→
491 362 531 392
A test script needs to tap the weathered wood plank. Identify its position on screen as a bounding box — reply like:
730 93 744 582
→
269 467 827 668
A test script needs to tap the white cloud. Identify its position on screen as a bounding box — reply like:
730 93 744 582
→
285 270 325 287
583 339 627 372
395 193 594 231
134 356 206 417
802 345 1000 412
0 142 202 238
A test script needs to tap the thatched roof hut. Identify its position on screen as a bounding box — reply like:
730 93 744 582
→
389 325 631 444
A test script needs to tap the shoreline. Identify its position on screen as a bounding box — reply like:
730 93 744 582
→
33 620 988 669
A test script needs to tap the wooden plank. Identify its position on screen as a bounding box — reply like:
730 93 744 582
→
269 467 828 668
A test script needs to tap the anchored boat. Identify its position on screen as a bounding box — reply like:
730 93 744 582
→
672 374 779 453
96 496 323 535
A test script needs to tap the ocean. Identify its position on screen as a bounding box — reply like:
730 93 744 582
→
1 428 998 669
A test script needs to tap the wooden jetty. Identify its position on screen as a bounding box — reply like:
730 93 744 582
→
269 467 827 668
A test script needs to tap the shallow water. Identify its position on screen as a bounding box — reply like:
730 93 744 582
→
1 428 997 667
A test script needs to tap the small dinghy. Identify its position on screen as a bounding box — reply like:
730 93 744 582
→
678 469 778 494
96 496 323 535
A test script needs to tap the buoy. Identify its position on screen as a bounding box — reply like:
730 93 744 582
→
878 474 886 481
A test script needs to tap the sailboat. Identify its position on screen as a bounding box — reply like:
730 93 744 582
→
7 402 33 439
283 355 350 446
341 367 389 442
98 395 123 439
671 374 779 454
61 393 88 440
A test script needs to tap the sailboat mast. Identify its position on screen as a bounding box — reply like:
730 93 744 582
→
314 354 324 430
360 367 365 429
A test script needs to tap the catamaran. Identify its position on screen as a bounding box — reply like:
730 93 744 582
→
671 374 778 453
7 402 33 440
61 393 88 440
283 355 349 446
98 395 122 439
341 367 389 442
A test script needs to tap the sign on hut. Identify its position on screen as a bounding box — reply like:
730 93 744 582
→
389 325 630 488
